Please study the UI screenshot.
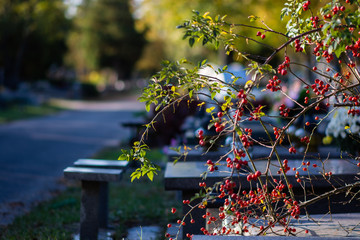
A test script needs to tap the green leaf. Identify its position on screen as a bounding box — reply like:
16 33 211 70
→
248 15 260 22
206 106 215 113
189 90 193 99
189 37 195 47
147 171 154 181
145 102 151 112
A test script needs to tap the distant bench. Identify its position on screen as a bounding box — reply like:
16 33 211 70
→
64 159 129 240
164 159 359 238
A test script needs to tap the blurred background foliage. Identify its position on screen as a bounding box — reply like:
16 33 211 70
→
0 0 293 98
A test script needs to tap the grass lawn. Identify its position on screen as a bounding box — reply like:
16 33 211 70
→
0 146 182 240
0 104 63 123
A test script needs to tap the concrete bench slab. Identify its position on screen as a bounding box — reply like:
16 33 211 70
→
164 159 359 190
64 167 123 182
73 159 129 169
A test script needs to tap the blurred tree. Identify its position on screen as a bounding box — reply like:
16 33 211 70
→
0 0 70 89
67 0 146 80
137 0 289 65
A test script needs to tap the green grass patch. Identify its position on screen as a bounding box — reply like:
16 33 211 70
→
0 147 182 240
0 104 63 123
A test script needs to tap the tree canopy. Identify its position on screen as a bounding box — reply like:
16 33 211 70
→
0 0 70 89
67 0 146 80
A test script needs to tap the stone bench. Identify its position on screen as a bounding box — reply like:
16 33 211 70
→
164 159 359 238
64 159 129 240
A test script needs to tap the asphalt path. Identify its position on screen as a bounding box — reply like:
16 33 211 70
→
0 99 145 226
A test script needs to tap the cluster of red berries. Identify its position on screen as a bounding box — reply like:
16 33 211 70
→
294 39 303 52
288 146 296 154
347 90 359 101
345 37 360 57
300 136 310 144
321 49 334 63
237 89 248 105
279 159 291 174
249 105 264 121
226 157 248 170
311 79 330 96
214 112 225 133
219 179 236 197
199 182 206 187
233 108 244 121
197 129 205 146
323 12 332 20
273 127 283 140
279 104 290 117
246 170 261 182
312 41 335 63
313 41 324 57
348 108 360 116
310 16 320 28
207 159 218 172
287 199 300 219
331 5 345 15
234 148 246 158
241 134 253 149
277 56 290 76
266 75 281 92
302 0 310 11
256 31 266 39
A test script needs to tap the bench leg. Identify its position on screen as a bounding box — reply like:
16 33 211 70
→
98 182 109 228
81 180 100 240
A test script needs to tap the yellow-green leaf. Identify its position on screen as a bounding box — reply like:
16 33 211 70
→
206 106 215 113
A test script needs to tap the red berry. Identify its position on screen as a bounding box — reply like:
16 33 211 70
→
171 208 177 214
217 112 223 118
261 34 266 39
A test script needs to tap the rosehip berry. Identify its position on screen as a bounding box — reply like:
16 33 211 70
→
261 34 266 39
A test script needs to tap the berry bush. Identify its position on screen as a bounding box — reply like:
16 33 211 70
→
120 0 360 239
